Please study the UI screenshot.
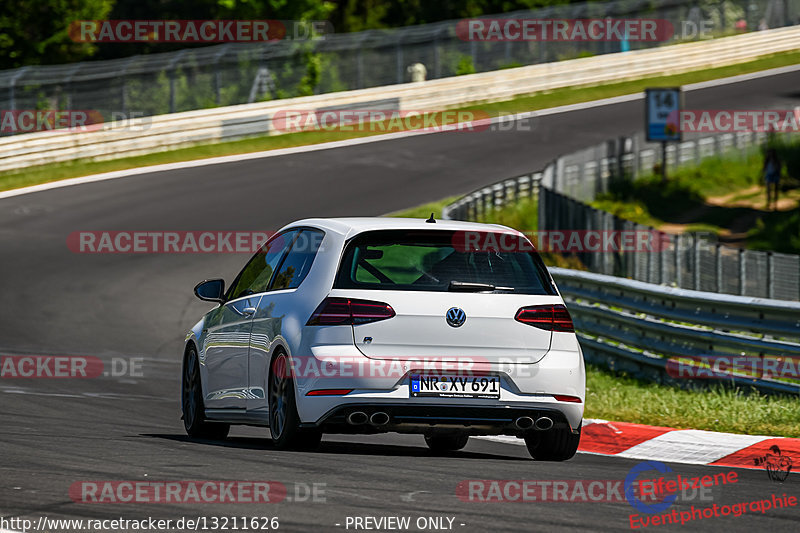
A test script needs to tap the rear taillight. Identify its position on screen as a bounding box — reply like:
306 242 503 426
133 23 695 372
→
515 304 574 332
306 389 353 396
307 297 395 326
553 394 582 403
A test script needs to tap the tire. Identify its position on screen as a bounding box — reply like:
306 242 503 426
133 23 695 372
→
524 423 581 461
268 352 322 450
424 433 469 454
182 345 230 440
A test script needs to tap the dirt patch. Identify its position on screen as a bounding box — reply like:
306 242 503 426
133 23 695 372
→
656 185 800 247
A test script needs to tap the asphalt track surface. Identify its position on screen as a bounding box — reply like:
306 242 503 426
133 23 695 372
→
1 69 799 532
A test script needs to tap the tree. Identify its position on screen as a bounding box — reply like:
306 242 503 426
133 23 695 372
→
0 0 114 69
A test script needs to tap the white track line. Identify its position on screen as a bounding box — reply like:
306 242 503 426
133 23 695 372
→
2 64 798 202
615 430 771 465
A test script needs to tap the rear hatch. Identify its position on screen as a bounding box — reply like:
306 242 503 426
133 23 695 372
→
326 228 563 365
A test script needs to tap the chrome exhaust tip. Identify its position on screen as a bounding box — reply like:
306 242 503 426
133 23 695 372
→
369 412 390 426
347 411 368 425
535 416 554 431
514 416 535 430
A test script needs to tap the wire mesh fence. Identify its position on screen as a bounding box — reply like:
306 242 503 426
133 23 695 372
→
0 0 798 132
444 130 800 301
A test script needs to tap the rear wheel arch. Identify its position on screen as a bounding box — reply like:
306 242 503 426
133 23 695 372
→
267 347 321 450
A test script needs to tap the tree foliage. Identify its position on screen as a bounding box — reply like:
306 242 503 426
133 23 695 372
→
0 0 114 69
1 0 575 67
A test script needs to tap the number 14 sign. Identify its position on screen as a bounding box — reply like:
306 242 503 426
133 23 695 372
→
645 88 682 142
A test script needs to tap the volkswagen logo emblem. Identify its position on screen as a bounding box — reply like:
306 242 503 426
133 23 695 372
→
446 307 466 328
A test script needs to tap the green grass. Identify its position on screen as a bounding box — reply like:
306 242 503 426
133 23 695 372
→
591 138 800 251
593 150 763 222
3 49 800 193
385 196 460 219
748 208 800 253
459 50 800 117
586 364 800 437
476 197 539 229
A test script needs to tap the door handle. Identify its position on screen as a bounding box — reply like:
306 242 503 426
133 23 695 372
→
242 307 257 317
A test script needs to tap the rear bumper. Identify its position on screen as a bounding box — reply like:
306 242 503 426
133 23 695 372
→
292 344 585 432
304 403 577 437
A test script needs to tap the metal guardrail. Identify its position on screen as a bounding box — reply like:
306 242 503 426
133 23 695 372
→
550 267 800 395
443 129 800 301
1 0 797 123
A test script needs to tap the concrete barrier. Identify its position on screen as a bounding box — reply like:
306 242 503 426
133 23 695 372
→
2 26 799 173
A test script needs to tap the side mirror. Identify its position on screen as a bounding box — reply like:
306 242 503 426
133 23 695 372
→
194 279 225 304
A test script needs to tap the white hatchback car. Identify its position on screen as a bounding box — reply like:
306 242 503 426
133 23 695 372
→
182 217 585 460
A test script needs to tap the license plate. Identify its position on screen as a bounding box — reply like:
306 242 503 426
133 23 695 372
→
410 374 500 399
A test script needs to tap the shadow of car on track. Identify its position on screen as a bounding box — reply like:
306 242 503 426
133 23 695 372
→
142 434 528 461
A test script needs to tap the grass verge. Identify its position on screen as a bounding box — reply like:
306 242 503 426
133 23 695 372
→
3 49 800 193
590 135 800 251
586 364 800 437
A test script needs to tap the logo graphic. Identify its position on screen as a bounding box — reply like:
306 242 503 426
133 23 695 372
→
625 461 677 513
754 445 793 482
446 308 467 328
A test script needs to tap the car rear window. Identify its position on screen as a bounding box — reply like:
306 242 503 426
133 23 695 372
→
334 229 556 295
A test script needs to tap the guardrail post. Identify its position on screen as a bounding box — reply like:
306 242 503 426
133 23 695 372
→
396 39 404 84
166 51 188 113
675 234 682 288
8 67 31 112
169 74 176 113
470 41 477 71
433 28 442 79
605 211 614 276
531 172 541 199
647 225 657 284
767 252 774 299
694 234 702 291
739 248 746 296
535 180 543 232
357 43 365 88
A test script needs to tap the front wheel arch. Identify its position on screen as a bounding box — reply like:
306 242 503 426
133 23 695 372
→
182 342 229 440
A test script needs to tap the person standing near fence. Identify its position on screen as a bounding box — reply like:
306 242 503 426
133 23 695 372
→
763 147 782 210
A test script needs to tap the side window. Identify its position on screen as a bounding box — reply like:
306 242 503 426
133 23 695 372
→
228 230 297 300
270 229 325 290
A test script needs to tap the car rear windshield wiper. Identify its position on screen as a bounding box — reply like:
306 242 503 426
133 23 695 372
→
448 281 515 292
